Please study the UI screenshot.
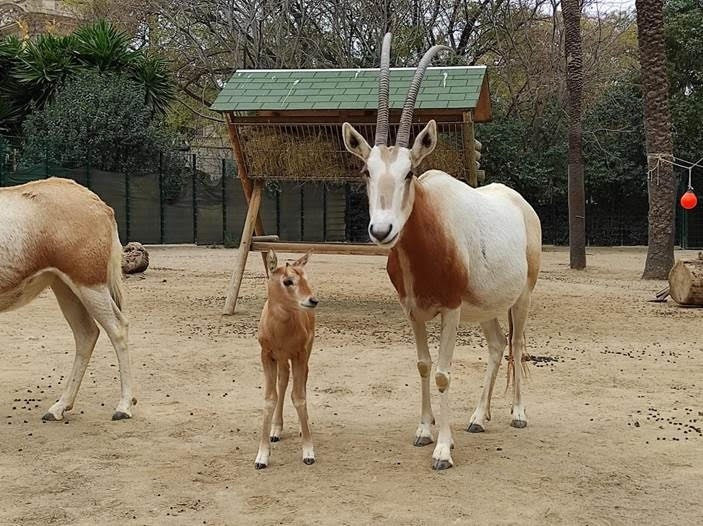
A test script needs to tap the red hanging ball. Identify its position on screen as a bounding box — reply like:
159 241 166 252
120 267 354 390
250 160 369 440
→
680 190 698 210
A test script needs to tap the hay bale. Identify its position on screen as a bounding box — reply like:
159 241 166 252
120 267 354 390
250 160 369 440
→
122 242 149 274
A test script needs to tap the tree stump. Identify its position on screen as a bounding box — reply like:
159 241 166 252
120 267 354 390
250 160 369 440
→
668 252 703 306
122 242 149 274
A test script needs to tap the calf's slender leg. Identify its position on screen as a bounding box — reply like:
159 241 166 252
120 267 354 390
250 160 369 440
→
291 356 314 465
255 353 278 469
270 360 289 442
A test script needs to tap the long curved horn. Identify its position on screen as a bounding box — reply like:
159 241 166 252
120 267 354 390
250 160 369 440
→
396 45 451 148
374 32 392 146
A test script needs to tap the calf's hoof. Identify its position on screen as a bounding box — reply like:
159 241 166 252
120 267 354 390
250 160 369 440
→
432 459 453 471
467 423 485 433
254 462 267 470
414 436 433 447
303 457 315 465
510 419 527 429
112 411 132 421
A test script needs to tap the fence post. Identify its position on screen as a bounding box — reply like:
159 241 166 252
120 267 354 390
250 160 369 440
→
86 145 91 189
192 153 197 245
0 142 4 187
323 184 328 242
159 153 165 244
221 158 227 245
125 165 131 242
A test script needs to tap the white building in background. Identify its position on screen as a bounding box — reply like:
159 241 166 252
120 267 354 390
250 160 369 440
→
0 1 77 38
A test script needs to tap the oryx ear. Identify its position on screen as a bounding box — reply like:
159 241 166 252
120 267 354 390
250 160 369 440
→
293 251 311 267
266 250 278 273
342 122 372 162
410 120 438 167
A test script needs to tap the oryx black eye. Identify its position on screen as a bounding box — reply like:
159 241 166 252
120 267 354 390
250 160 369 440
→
283 278 294 287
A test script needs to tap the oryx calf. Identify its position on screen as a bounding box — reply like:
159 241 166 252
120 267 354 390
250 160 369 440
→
0 178 135 421
255 251 318 469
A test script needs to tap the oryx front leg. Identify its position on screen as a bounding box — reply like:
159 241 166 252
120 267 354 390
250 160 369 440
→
411 319 434 447
291 357 314 465
468 318 506 433
270 360 289 442
432 308 460 470
255 354 278 469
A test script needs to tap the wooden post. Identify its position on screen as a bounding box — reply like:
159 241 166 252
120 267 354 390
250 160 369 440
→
225 112 269 275
223 181 263 315
463 111 478 188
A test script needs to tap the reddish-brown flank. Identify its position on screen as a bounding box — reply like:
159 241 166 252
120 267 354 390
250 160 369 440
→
7 178 116 287
387 182 470 311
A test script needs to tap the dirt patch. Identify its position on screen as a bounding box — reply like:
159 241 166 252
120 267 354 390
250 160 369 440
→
1 246 701 525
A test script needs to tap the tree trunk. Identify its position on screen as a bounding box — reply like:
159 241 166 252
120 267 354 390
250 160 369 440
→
563 0 586 269
636 0 676 279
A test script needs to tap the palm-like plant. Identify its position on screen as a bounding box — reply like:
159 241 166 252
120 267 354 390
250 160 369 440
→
0 19 174 136
129 54 175 115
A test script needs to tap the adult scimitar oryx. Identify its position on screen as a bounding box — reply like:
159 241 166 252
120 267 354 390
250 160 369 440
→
342 33 541 470
0 178 135 421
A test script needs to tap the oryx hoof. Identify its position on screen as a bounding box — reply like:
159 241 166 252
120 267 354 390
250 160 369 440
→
111 411 132 421
42 412 60 422
467 423 485 433
414 436 433 447
254 462 267 470
510 419 527 429
303 457 315 465
270 435 280 443
432 459 453 471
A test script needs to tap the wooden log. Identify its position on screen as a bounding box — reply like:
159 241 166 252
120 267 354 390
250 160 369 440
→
668 253 703 306
223 182 263 315
252 235 280 242
250 241 389 256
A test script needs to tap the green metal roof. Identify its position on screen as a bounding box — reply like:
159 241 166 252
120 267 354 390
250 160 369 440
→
211 66 487 112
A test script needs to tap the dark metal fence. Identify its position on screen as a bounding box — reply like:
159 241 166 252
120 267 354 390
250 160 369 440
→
1 140 701 248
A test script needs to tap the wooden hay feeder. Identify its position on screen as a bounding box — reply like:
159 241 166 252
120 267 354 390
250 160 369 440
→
211 66 492 314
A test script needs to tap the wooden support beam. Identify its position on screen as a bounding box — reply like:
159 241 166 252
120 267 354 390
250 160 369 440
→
463 111 478 187
225 112 269 274
253 235 280 242
223 182 263 315
250 241 389 256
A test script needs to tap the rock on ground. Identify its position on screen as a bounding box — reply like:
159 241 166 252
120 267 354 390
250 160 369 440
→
122 242 149 274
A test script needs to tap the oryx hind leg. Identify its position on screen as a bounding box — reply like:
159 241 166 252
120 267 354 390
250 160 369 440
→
467 318 506 433
43 278 99 422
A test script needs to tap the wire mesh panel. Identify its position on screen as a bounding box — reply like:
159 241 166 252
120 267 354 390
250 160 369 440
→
89 168 128 241
325 185 347 241
302 184 325 242
236 122 471 182
129 171 161 244
278 182 302 240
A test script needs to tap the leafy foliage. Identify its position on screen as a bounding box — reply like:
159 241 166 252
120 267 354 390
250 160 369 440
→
0 20 174 135
20 70 186 197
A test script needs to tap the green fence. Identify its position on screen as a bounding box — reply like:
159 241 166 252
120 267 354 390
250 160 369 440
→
1 140 701 248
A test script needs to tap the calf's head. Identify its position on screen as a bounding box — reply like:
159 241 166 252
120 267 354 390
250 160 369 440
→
265 251 318 310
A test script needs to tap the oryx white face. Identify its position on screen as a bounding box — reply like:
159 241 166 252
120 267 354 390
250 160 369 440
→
342 120 439 246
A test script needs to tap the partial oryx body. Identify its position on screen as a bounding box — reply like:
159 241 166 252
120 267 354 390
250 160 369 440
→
342 34 541 470
0 177 135 421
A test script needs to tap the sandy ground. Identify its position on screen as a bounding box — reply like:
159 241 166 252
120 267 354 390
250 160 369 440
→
1 246 702 525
